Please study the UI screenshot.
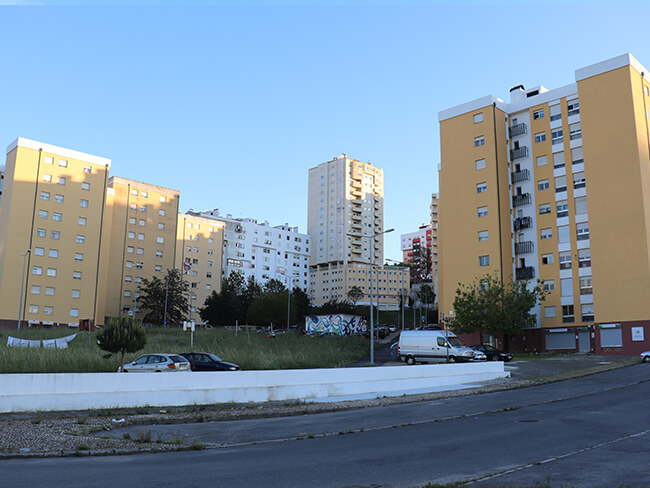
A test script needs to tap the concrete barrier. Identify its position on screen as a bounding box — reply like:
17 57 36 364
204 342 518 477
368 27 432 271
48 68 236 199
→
0 362 509 413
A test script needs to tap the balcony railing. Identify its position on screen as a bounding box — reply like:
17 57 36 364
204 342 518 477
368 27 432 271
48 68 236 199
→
515 241 535 254
510 146 529 161
513 216 532 230
509 122 527 138
511 168 530 183
512 193 531 207
516 266 535 280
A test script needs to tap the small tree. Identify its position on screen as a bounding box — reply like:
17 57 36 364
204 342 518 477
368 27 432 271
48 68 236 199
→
138 269 188 326
346 286 364 306
452 274 547 342
263 278 286 294
97 316 147 372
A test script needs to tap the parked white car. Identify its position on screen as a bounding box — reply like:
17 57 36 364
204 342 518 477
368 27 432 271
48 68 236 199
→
118 354 191 372
641 351 650 363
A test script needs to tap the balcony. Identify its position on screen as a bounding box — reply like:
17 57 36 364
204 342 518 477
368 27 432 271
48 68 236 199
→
513 216 532 230
351 212 362 221
516 266 535 280
512 193 531 207
510 146 529 161
511 168 530 183
515 241 534 254
509 122 527 138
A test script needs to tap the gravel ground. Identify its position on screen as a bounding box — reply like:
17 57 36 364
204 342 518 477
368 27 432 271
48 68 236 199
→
0 355 639 458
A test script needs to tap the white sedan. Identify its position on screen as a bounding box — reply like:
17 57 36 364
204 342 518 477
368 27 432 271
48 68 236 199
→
118 353 191 372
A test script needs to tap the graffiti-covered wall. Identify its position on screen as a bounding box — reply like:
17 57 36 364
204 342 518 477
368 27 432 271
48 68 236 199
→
305 315 367 336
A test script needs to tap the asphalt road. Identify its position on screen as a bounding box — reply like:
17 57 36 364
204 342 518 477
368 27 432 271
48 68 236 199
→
1 363 648 488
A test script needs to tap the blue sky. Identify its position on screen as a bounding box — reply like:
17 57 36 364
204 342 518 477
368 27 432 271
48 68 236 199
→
1 1 649 260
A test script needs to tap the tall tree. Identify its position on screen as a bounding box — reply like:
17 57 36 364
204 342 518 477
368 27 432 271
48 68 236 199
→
137 269 188 326
97 316 147 372
263 278 286 294
291 286 311 326
247 291 294 326
452 274 547 339
346 286 364 306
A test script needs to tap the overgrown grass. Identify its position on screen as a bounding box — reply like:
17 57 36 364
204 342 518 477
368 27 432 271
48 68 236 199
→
0 327 369 373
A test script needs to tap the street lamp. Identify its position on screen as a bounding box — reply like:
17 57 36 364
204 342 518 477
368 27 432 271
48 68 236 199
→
18 249 31 330
347 228 394 364
385 258 406 331
287 277 298 330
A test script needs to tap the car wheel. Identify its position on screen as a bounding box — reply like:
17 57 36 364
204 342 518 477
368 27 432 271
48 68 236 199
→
448 355 456 363
492 355 500 361
406 356 416 365
644 356 650 363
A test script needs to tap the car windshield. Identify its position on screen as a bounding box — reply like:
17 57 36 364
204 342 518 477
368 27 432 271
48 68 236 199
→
484 345 497 352
448 336 465 347
205 353 223 362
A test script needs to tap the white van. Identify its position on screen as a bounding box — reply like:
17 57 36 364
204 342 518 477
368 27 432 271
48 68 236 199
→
398 330 475 364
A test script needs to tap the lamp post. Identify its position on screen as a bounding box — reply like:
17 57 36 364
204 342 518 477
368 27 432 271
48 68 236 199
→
18 249 31 330
348 228 394 364
133 262 143 317
287 277 297 330
385 258 406 331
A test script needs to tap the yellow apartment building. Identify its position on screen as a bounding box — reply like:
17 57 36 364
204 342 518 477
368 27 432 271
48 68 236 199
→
175 213 225 326
0 138 111 327
438 53 650 356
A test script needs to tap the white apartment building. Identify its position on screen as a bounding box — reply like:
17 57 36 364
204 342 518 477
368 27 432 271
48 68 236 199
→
189 209 310 291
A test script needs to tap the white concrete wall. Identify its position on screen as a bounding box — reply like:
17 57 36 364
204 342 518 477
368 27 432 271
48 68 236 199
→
0 363 509 413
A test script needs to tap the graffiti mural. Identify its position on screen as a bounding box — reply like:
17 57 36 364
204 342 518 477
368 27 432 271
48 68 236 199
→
305 315 367 336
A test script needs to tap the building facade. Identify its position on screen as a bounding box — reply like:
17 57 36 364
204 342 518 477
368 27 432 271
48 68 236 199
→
307 154 408 308
189 209 310 292
400 225 432 280
438 53 650 355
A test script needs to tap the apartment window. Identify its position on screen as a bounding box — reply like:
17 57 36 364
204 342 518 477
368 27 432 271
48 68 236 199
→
57 177 66 186
48 249 59 258
540 228 552 240
479 255 490 267
544 306 556 318
191 282 197 289
131 189 138 197
129 203 137 211
578 249 591 268
46 268 56 277
43 306 54 316
559 251 572 269
128 231 135 239
536 155 548 166
208 238 214 244
157 236 164 244
539 203 551 215
555 202 568 219
474 136 485 147
157 223 164 230
581 303 594 322
555 176 567 193
155 251 163 258
73 234 85 245
160 196 167 203
74 253 83 262
207 260 212 267
550 104 562 121
72 289 81 298
193 247 199 253
475 158 486 170
535 132 546 143
80 199 88 208
31 285 41 294
575 197 588 215
567 102 580 116
42 174 52 182
206 284 212 291
78 217 87 226
207 249 213 255
37 228 46 237
68 308 79 318
39 210 48 219
129 217 136 225
137 219 145 226
573 172 586 189
538 179 549 191
569 123 582 140
29 305 39 314
45 287 55 296
138 233 145 240
51 230 60 240
44 156 54 164
580 276 593 295
59 159 68 167
478 230 489 242
576 222 590 241
124 290 131 297
544 280 555 291
542 253 554 265
124 275 132 282
571 147 584 165
140 206 147 212
560 278 573 297
159 209 166 216
551 129 563 145
81 182 90 191
52 212 62 222
32 247 44 257
40 191 50 201
476 182 487 194
558 225 570 243
73 271 82 280
553 151 565 169
562 305 575 323
155 265 162 272
473 113 483 123
137 247 144 255
83 165 91 174
141 191 148 198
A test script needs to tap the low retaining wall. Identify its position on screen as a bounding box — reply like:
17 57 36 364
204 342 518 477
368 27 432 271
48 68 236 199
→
0 363 509 413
